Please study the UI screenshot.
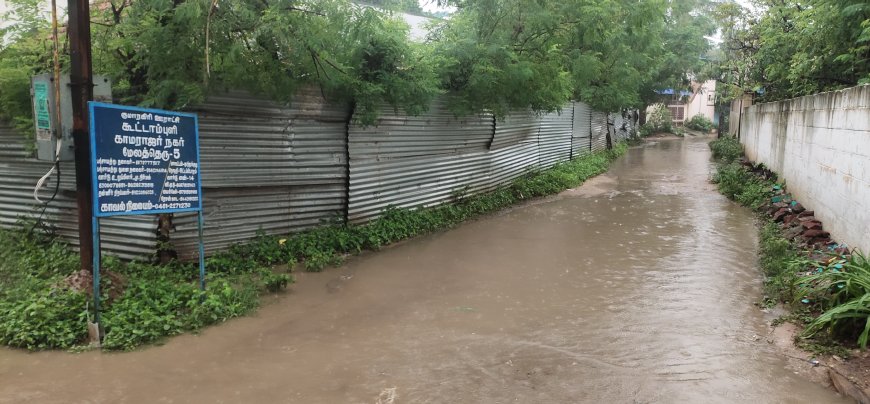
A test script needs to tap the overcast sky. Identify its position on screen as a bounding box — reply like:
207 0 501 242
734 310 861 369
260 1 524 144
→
420 0 454 13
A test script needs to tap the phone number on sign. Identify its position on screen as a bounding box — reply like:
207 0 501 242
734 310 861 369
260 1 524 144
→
155 202 193 210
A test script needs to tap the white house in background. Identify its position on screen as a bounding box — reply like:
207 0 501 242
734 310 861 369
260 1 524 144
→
401 12 433 42
653 82 718 127
685 80 717 124
0 0 11 35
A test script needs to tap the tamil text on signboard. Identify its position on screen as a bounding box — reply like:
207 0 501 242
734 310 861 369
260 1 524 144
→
89 102 202 217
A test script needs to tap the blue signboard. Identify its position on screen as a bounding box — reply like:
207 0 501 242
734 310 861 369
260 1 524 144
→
89 102 202 217
88 102 207 330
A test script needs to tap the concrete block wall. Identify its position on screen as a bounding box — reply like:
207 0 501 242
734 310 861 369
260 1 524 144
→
740 85 870 253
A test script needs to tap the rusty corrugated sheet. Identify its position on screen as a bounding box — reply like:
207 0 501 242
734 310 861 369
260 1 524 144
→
347 98 494 223
171 89 350 258
0 123 157 260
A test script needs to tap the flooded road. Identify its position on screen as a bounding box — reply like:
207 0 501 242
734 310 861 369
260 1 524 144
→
0 137 849 403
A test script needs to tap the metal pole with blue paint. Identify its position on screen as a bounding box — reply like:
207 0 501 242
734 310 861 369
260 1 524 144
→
91 216 101 326
89 102 204 345
198 210 206 292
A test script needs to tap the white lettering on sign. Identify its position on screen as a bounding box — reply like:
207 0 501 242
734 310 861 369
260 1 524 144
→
92 104 200 216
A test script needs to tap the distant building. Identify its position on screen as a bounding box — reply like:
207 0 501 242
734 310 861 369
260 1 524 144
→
651 80 718 126
651 88 691 125
685 80 717 124
400 12 433 42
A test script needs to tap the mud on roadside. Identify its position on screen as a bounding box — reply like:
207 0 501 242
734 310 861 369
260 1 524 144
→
766 317 870 403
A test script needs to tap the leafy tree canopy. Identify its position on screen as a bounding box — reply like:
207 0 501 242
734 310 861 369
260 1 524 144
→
433 0 714 113
0 0 713 130
713 0 870 102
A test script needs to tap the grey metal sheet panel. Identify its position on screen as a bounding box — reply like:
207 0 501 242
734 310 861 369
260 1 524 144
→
488 142 539 187
0 123 157 260
591 111 608 152
491 110 540 150
537 104 573 169
347 97 495 223
488 109 542 185
571 102 592 158
348 102 614 223
191 90 349 188
171 185 346 259
172 90 350 258
349 98 493 160
190 88 349 120
348 151 491 223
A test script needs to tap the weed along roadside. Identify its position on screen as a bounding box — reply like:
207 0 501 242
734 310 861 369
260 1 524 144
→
709 136 870 401
0 144 628 352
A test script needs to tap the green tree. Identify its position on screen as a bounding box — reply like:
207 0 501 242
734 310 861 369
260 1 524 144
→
0 0 58 137
0 0 716 138
90 0 440 123
431 0 713 114
361 0 426 15
429 0 573 117
714 0 870 102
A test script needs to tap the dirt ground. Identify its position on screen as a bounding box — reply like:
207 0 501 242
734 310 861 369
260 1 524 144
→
767 317 870 403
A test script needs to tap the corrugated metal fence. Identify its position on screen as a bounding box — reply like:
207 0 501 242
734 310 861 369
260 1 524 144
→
346 101 634 223
347 98 494 223
0 123 157 260
172 89 350 259
0 93 636 259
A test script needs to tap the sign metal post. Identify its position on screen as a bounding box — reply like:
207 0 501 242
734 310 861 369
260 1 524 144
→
88 102 204 331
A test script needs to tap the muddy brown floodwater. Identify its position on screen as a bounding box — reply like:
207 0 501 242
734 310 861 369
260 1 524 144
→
0 137 852 403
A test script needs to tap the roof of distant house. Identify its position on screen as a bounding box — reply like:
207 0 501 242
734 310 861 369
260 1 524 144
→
655 89 693 97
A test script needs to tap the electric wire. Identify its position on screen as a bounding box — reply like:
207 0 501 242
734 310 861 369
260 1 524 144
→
32 0 65 207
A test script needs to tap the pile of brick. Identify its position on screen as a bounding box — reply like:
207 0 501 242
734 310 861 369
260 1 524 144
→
764 190 851 258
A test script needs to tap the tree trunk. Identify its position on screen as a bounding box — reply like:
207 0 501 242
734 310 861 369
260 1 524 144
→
157 214 177 264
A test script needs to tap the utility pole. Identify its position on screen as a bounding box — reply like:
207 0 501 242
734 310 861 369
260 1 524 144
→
67 0 94 272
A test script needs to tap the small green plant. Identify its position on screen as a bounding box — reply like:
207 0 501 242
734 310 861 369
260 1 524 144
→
0 222 266 351
638 123 655 137
711 162 773 210
0 288 89 350
758 222 802 302
772 307 816 326
797 252 870 349
645 103 673 133
709 136 743 163
259 269 292 292
796 338 852 359
685 114 714 132
101 276 260 350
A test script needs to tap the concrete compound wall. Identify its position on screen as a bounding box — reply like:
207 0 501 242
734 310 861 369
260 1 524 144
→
740 85 870 253
728 93 754 136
